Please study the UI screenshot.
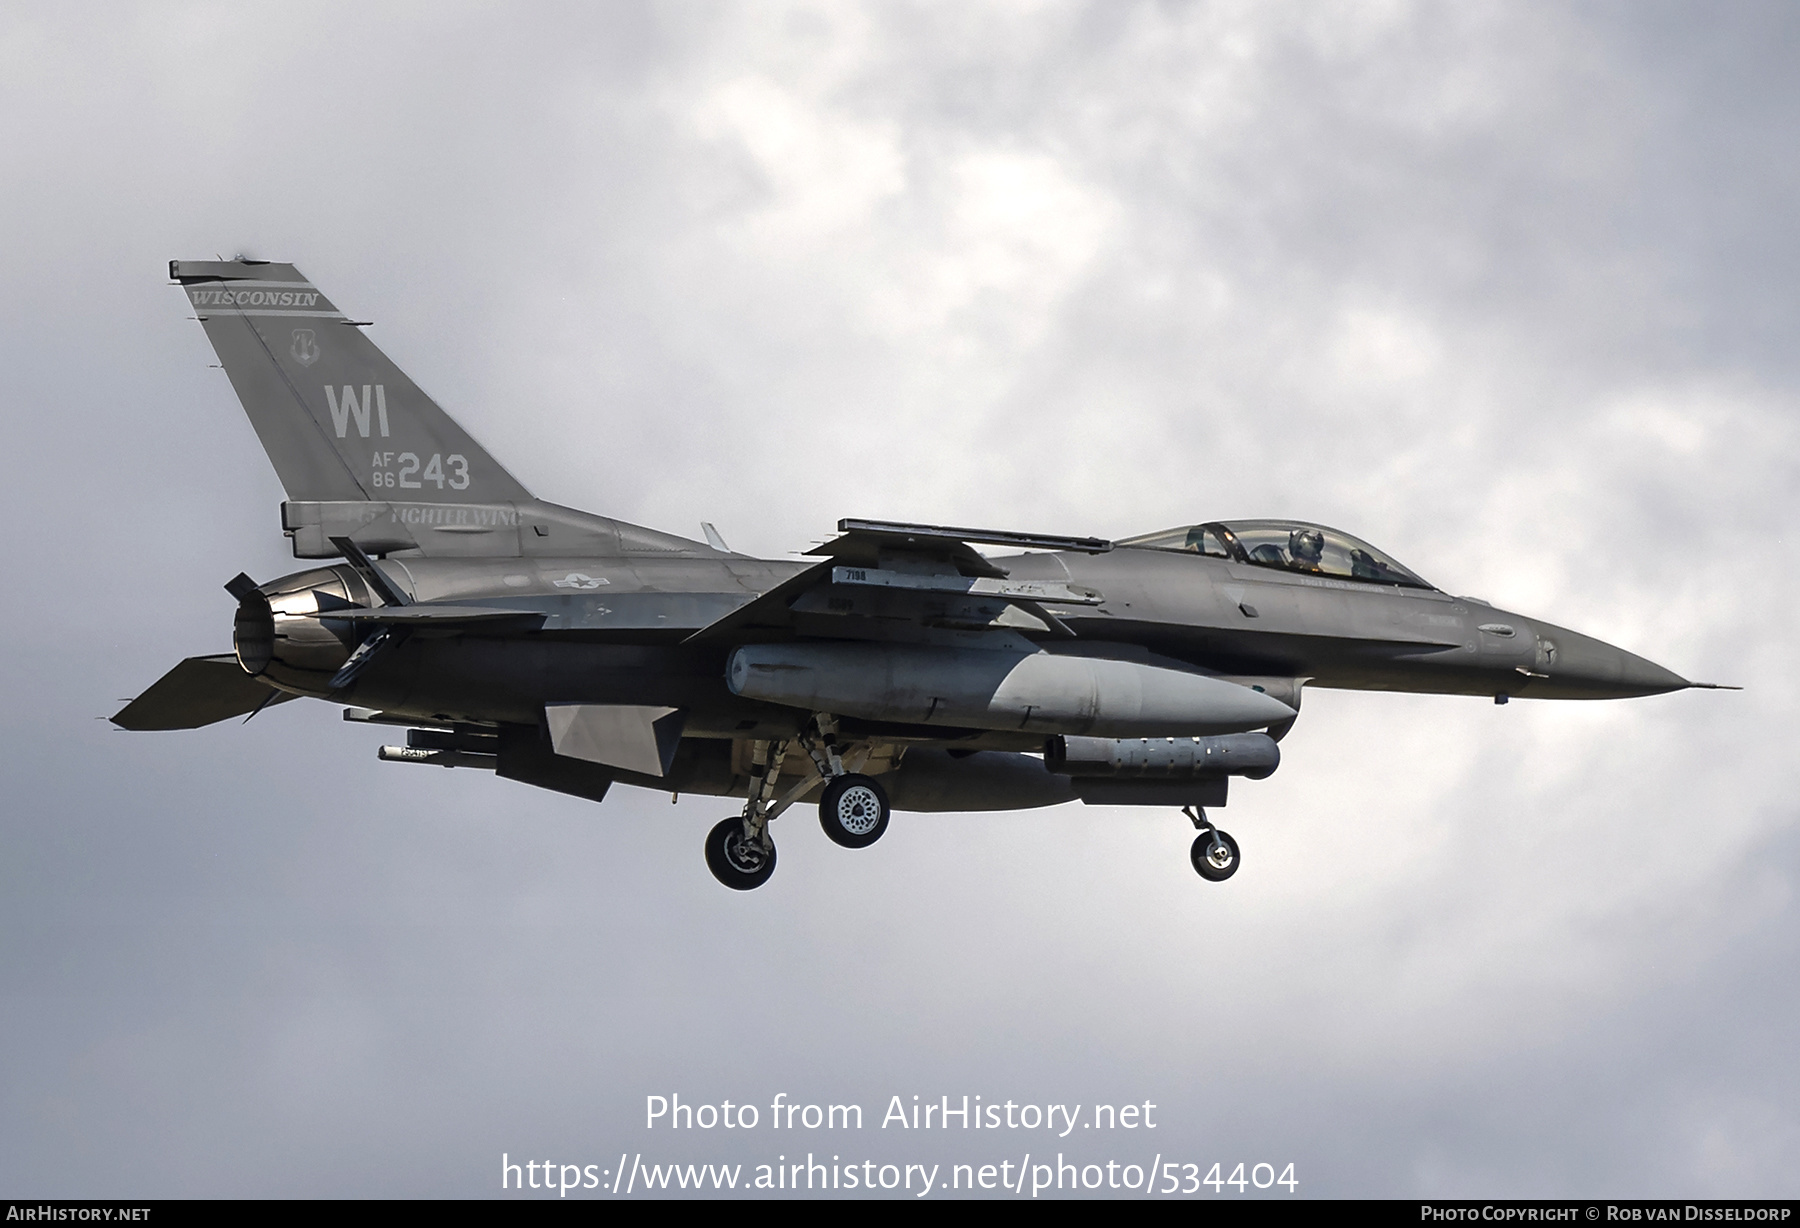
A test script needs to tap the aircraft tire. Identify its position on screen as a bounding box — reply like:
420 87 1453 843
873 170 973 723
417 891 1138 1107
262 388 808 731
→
818 774 890 849
705 817 776 890
1190 829 1240 882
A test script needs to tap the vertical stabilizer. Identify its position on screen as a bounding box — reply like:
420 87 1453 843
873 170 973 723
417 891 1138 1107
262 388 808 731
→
172 260 531 506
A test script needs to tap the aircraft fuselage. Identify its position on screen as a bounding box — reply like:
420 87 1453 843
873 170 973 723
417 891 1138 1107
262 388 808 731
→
120 258 1713 888
246 543 1684 747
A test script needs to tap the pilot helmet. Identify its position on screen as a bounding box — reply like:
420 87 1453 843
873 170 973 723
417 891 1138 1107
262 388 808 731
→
1289 527 1325 563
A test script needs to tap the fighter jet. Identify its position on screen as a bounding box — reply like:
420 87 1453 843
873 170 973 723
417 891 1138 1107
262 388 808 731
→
113 260 1728 890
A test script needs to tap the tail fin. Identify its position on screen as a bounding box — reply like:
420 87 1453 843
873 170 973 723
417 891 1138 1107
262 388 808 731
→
171 260 531 506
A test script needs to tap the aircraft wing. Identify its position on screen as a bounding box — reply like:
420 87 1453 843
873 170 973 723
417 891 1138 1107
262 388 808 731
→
680 558 838 643
684 518 1111 645
111 655 297 730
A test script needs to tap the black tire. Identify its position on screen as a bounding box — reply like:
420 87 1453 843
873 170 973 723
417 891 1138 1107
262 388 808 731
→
818 774 890 849
706 817 776 890
1190 829 1240 882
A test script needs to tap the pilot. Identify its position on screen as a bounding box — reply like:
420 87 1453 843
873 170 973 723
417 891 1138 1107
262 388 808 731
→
1288 527 1326 574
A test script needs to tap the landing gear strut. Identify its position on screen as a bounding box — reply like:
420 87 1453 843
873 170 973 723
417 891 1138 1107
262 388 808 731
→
705 737 791 891
702 716 892 890
803 714 891 850
1184 805 1240 882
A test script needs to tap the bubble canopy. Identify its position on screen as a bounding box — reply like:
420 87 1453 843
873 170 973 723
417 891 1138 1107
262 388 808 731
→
1118 519 1435 590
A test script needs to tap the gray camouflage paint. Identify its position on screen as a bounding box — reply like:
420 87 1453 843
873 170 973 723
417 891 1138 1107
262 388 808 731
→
121 262 1696 836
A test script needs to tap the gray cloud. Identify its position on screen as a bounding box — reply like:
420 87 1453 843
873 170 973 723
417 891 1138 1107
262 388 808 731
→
0 0 1794 1197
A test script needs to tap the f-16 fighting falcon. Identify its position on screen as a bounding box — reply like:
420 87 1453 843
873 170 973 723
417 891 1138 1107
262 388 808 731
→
114 260 1730 889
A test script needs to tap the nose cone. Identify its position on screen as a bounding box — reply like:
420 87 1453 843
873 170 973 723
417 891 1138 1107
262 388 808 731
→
1525 620 1690 699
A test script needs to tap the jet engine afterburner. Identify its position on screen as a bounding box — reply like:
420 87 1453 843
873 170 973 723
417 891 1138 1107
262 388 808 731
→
231 566 366 695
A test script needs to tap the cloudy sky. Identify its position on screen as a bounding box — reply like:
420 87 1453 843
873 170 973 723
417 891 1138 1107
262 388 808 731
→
2 0 1796 1198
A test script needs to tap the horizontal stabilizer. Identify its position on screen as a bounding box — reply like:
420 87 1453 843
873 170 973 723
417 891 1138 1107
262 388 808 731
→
111 655 296 730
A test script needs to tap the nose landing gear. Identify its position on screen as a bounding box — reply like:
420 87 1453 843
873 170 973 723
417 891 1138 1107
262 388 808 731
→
1184 805 1240 882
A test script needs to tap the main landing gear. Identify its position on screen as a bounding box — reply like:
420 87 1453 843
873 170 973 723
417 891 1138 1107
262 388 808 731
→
1184 805 1240 882
819 774 890 849
704 716 892 890
705 815 776 890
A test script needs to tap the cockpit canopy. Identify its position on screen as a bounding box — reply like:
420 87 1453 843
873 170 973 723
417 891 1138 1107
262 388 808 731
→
1118 519 1434 590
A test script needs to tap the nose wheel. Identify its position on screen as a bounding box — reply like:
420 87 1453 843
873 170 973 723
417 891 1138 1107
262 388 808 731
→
1184 806 1240 882
1191 829 1240 881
